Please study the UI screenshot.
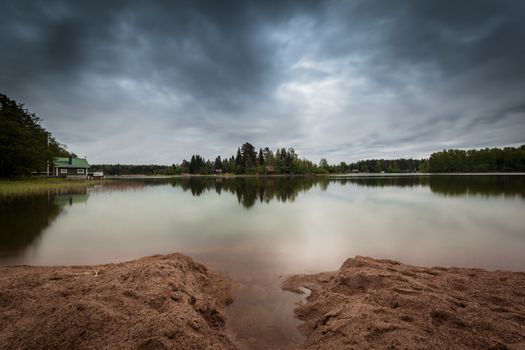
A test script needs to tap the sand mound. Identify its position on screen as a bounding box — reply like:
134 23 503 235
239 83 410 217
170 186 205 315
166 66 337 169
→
0 253 236 350
283 256 525 350
3 254 525 349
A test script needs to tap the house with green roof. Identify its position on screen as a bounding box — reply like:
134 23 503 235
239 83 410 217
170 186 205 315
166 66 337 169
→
53 157 90 178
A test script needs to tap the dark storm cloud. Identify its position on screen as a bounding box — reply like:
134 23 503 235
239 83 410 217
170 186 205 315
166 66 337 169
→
0 0 523 163
2 2 269 106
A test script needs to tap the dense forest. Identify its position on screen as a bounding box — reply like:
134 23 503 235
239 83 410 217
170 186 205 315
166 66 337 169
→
339 158 424 173
0 94 71 177
428 147 525 172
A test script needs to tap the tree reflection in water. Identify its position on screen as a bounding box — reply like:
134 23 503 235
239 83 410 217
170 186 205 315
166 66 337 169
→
1 175 522 259
164 175 525 209
0 192 89 258
168 177 328 209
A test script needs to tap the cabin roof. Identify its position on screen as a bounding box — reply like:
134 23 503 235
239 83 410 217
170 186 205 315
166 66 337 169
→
53 157 90 168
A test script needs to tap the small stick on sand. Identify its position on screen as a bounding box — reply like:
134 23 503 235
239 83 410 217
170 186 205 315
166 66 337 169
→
69 269 100 277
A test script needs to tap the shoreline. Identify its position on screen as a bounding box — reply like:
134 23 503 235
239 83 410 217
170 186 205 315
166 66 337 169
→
105 172 525 179
1 172 523 195
1 254 525 349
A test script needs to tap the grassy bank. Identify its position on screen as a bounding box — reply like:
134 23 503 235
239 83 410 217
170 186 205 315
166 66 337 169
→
0 178 101 198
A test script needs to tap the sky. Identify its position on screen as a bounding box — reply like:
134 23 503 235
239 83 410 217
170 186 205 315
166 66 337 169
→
1 0 524 164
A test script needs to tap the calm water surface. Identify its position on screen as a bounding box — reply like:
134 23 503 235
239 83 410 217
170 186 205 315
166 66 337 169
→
1 175 525 348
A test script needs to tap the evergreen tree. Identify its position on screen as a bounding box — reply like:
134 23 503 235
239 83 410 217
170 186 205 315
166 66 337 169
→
258 148 264 166
214 156 223 171
241 142 257 170
234 148 242 173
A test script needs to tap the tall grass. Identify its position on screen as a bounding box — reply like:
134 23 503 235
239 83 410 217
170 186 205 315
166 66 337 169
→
0 178 102 198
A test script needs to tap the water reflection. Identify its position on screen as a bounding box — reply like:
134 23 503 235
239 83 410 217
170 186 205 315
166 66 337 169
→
1 175 523 259
4 175 521 257
47 175 521 212
1 175 524 349
427 175 525 197
161 175 525 208
0 192 89 258
54 193 90 206
169 177 325 208
336 175 525 198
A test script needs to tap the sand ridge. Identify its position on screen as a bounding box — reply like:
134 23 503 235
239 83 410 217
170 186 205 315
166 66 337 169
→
0 253 236 350
283 256 525 349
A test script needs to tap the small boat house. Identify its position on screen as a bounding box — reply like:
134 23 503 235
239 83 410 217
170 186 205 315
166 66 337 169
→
53 157 90 178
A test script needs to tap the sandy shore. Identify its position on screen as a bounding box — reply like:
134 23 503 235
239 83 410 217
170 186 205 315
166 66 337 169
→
283 256 525 350
1 254 525 349
0 253 236 350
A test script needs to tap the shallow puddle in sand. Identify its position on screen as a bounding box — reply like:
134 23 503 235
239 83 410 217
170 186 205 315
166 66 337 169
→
189 247 309 349
224 275 306 349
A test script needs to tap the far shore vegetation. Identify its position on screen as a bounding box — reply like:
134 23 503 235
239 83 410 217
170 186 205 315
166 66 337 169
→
1 93 525 178
91 144 525 176
92 143 525 175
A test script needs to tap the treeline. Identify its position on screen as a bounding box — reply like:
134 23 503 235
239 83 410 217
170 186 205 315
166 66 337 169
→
179 144 321 174
339 146 525 173
91 143 425 175
92 144 525 176
321 146 525 174
428 146 525 172
327 158 425 173
0 94 72 177
93 143 325 175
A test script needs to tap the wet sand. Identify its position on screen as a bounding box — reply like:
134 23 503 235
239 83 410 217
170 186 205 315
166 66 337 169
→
2 254 525 349
283 256 525 349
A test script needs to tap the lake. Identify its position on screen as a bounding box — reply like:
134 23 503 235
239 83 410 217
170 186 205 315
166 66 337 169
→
1 175 525 349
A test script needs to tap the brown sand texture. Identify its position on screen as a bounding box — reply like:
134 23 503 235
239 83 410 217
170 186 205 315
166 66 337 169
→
0 253 236 350
283 256 525 350
2 254 525 349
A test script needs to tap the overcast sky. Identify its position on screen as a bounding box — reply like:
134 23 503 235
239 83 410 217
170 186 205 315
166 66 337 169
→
1 0 524 164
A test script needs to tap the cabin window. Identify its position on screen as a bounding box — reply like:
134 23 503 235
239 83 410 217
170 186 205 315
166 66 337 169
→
60 168 67 174
77 169 85 174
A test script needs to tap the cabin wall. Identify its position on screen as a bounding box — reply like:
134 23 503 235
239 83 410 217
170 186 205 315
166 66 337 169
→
54 167 89 178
